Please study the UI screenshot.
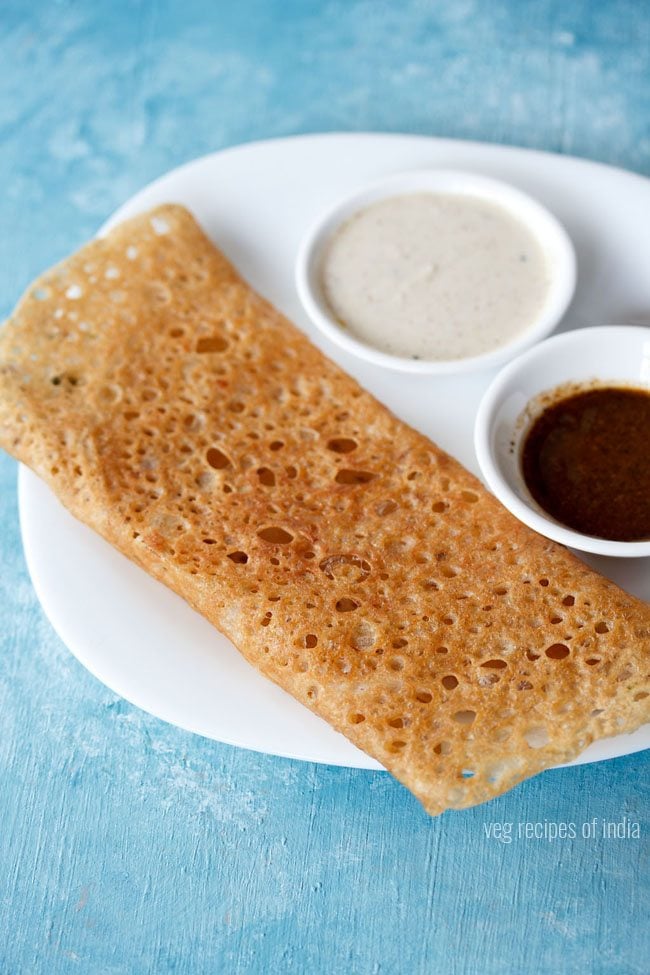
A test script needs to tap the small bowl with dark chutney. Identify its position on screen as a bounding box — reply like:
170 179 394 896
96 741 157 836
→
474 325 650 557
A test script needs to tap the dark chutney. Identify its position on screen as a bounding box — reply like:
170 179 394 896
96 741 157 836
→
521 386 650 541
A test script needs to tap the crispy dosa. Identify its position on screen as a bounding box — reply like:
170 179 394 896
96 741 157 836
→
1 204 648 815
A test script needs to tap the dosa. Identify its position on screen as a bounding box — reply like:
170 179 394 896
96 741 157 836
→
1 205 648 814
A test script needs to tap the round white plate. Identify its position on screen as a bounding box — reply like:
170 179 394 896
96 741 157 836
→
19 133 650 769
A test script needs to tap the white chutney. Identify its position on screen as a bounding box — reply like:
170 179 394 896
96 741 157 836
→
320 192 550 361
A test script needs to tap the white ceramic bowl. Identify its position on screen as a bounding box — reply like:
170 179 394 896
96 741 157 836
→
295 169 576 374
475 325 650 557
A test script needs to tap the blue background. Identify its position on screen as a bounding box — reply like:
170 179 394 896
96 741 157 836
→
1 2 649 973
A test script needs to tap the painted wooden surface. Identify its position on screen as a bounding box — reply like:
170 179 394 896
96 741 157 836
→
1 2 649 972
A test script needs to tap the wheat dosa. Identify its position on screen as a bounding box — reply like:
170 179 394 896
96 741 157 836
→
1 204 648 815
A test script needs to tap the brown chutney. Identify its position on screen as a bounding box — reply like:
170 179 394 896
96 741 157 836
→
521 385 650 541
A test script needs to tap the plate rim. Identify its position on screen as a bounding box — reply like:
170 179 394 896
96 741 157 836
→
103 131 650 235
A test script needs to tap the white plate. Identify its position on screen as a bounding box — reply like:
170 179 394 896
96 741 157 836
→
19 133 650 769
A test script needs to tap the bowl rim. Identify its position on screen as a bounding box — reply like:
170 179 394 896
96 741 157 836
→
295 167 577 374
474 324 650 557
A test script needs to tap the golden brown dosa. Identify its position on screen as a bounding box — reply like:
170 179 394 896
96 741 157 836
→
1 204 648 815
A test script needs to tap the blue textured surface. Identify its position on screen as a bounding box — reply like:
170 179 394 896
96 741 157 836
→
1 2 649 973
